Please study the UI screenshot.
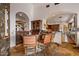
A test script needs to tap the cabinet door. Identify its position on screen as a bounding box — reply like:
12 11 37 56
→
31 20 42 35
48 24 59 31
31 20 42 30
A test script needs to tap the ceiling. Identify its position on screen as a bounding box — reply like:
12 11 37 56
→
47 13 75 24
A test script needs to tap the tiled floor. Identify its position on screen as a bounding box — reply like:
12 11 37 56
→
10 42 79 56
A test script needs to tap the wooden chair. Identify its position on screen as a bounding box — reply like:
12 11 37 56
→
38 33 52 52
23 35 37 56
44 33 52 45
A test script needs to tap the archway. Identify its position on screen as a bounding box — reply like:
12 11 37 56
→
16 12 29 45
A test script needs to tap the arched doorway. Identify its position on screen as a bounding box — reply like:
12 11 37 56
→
16 12 29 45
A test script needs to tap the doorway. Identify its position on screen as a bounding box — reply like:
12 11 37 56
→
16 12 29 45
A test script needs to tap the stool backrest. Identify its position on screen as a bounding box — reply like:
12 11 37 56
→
44 33 52 45
23 35 37 47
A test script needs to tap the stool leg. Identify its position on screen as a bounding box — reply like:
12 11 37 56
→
24 48 27 56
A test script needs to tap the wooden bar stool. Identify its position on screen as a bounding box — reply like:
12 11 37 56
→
38 33 52 52
44 33 52 45
23 35 37 56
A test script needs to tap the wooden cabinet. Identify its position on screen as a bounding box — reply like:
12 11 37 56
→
48 24 59 31
31 20 42 35
31 20 42 30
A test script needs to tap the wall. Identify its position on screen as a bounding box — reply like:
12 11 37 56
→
10 3 33 47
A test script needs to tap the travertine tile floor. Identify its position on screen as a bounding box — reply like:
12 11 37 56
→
10 42 79 56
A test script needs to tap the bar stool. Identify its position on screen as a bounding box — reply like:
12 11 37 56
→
23 35 37 56
37 33 52 52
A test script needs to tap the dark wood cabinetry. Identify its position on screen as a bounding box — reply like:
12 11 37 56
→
31 20 42 35
48 24 59 31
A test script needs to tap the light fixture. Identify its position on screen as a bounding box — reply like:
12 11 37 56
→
54 3 60 5
46 4 50 8
19 13 22 16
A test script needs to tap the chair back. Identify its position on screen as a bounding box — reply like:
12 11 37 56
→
44 33 52 45
23 35 37 47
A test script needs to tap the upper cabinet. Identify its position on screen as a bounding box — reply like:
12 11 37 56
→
31 20 42 35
